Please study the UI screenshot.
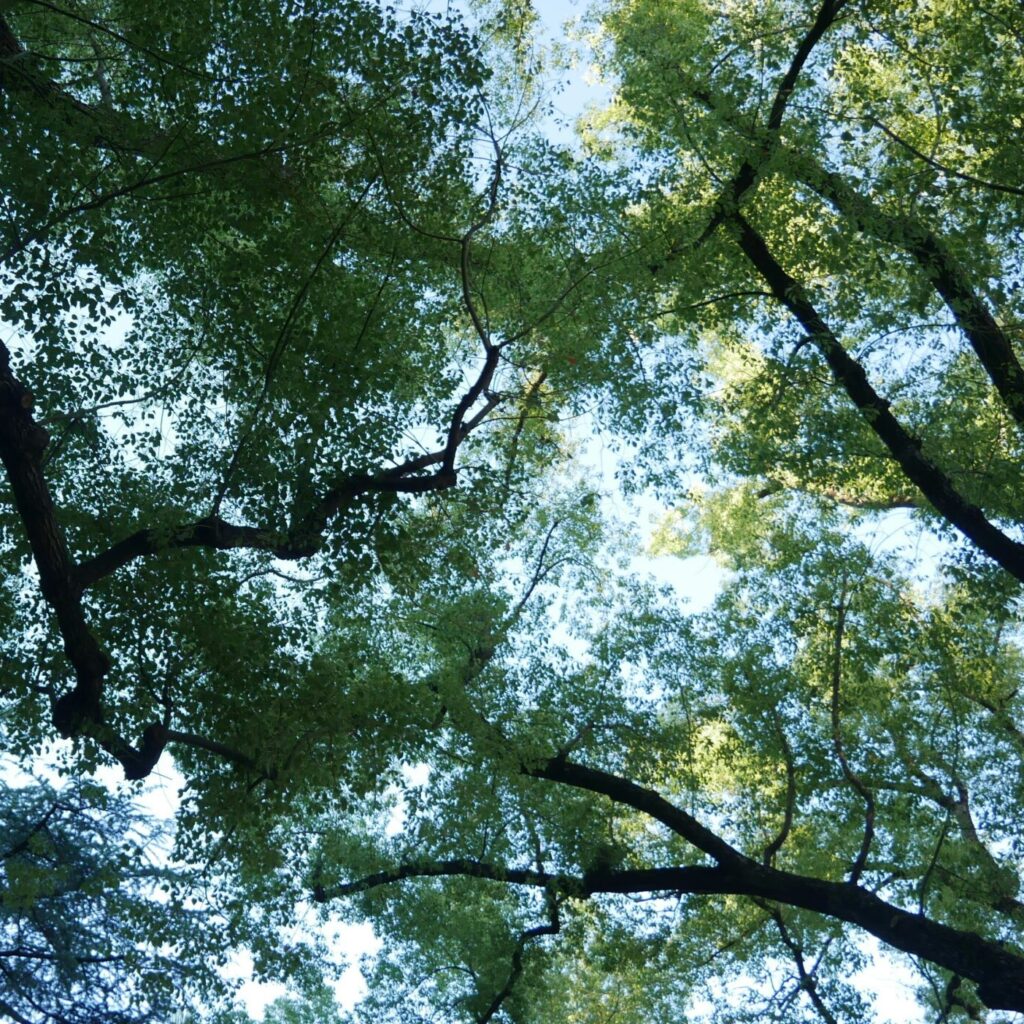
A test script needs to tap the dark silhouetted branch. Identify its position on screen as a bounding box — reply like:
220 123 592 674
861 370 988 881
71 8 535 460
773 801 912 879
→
730 213 1024 582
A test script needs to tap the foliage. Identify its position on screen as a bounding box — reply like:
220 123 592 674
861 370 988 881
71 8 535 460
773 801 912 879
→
1 0 1024 1022
0 774 261 1023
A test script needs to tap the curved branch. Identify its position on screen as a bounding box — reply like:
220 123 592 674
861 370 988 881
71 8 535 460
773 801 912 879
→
0 343 109 735
311 837 1024 1012
828 587 875 885
533 756 1024 1012
534 756 749 868
1 317 497 780
75 348 507 590
873 118 1024 199
476 891 560 1024
762 713 797 866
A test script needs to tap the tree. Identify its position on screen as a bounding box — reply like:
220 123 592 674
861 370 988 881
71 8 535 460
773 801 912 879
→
1 0 1024 1021
236 982 347 1024
0 774 264 1023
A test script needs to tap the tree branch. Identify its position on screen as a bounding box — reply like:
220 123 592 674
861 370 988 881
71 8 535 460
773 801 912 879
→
692 0 850 246
828 585 875 885
475 889 560 1024
770 909 840 1024
211 199 370 513
532 756 1024 1010
789 153 1024 429
534 756 750 868
75 343 507 590
872 118 1024 199
311 836 1024 1011
897 754 1024 919
0 343 110 737
730 213 1024 582
756 477 919 510
762 713 797 866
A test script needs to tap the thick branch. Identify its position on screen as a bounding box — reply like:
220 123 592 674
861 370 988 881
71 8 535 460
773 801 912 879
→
765 1 849 134
74 515 292 589
73 463 457 591
44 351 503 778
694 0 849 244
791 155 1024 428
670 61 1024 431
0 345 109 731
533 757 1024 1012
163 728 260 773
313 846 1024 1011
0 343 319 777
534 757 750 868
731 213 1024 582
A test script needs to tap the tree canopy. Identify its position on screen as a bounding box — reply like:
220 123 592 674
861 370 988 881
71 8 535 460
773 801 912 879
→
1 0 1024 1020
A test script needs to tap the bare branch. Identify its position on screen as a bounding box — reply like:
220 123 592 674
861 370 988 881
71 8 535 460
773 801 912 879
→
771 909 841 1024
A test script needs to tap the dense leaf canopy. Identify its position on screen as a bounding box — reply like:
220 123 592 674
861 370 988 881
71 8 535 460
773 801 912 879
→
1 0 1024 1021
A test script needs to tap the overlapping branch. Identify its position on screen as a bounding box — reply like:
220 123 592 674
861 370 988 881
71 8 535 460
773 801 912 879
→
474 899 560 1024
730 212 1024 582
311 763 1024 1013
0 311 507 778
